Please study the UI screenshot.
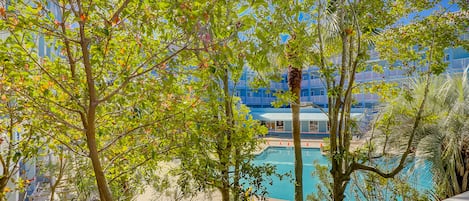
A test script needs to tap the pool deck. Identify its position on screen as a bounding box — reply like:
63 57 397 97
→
444 191 469 201
254 137 365 155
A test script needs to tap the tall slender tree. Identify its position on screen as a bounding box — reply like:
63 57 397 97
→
247 1 319 200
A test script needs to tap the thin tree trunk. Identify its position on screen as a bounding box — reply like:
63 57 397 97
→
86 107 113 201
221 67 234 201
79 17 114 200
233 149 241 201
0 178 8 201
289 65 303 201
50 152 66 201
220 186 230 201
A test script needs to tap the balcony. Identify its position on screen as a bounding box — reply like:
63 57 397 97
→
300 96 328 104
451 57 469 72
270 82 288 89
310 78 323 86
243 97 277 106
244 97 263 105
353 93 379 102
386 69 406 79
355 71 384 81
310 95 328 104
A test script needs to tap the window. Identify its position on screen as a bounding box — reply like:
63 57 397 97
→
276 121 284 131
281 76 287 83
444 54 450 61
247 91 253 97
310 91 315 96
320 90 325 95
253 91 261 97
301 89 309 97
311 72 320 79
266 121 275 131
235 90 240 96
302 73 309 80
309 121 318 132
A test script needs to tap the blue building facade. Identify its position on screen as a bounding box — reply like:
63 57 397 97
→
233 38 469 109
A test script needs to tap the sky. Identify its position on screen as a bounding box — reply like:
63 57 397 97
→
396 0 461 25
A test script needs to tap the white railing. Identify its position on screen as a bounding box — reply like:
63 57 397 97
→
270 82 288 89
311 95 328 103
354 93 379 102
451 57 469 70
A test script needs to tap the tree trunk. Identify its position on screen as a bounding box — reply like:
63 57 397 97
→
50 152 66 201
0 178 8 201
288 66 303 201
220 186 230 201
80 21 114 200
233 149 241 201
86 110 113 201
332 177 346 201
221 67 234 201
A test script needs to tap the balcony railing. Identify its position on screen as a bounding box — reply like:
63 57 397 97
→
270 82 288 89
353 93 379 102
451 58 469 71
355 71 384 81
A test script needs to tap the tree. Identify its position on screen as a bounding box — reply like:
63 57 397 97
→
0 1 204 200
171 1 278 200
0 63 44 200
374 69 469 199
315 3 467 200
246 1 319 200
246 0 467 200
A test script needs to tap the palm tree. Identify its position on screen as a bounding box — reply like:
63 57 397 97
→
373 67 469 199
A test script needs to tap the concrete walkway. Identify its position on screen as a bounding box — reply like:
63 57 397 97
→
254 137 364 155
444 191 469 201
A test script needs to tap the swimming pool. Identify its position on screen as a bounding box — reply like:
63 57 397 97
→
251 147 434 201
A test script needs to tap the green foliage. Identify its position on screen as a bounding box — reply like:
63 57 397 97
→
349 171 432 201
0 0 211 199
0 0 467 200
163 1 283 200
308 162 333 201
0 64 44 199
374 72 469 199
239 0 469 200
375 11 468 76
174 101 274 197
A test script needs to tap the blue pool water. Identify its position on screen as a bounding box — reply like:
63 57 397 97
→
251 147 434 201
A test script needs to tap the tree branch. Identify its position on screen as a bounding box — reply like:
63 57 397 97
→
98 110 185 153
9 33 86 111
97 44 188 104
107 146 178 184
108 0 131 26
